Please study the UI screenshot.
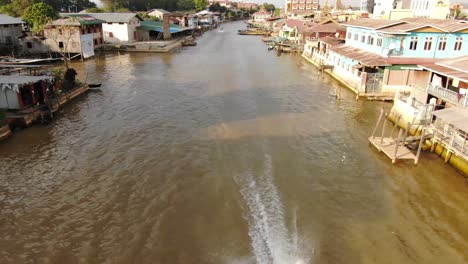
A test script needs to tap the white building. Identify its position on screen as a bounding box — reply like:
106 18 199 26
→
87 13 142 43
0 14 24 53
146 9 170 20
411 0 450 18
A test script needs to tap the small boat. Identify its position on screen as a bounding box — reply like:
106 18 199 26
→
88 83 102 88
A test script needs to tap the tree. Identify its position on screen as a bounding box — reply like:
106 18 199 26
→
274 8 280 17
177 0 195 11
194 0 207 11
22 2 58 34
0 0 38 17
86 7 104 13
262 2 275 12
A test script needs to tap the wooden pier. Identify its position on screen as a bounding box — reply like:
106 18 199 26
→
369 109 429 164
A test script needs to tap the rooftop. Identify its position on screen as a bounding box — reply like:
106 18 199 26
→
319 36 344 46
54 14 105 26
330 44 390 67
139 20 192 33
343 19 405 29
0 14 24 25
86 13 142 23
419 56 468 83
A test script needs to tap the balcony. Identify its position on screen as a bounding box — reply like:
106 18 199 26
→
428 84 468 108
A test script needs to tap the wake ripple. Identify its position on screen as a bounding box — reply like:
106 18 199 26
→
236 155 310 264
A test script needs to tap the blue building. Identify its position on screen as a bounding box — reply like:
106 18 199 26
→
309 17 468 99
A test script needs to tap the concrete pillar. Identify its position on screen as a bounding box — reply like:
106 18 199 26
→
163 14 171 40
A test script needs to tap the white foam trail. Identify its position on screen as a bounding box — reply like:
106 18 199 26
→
236 155 309 264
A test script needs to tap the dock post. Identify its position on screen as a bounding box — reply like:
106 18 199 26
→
380 113 388 145
371 108 384 139
401 122 410 147
415 128 425 165
391 115 401 138
393 128 403 164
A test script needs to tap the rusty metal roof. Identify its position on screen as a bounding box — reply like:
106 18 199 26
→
304 23 339 34
419 56 468 83
329 44 390 67
432 107 468 132
319 36 344 46
381 18 468 33
343 19 405 30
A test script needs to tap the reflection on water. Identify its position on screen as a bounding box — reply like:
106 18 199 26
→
0 21 467 264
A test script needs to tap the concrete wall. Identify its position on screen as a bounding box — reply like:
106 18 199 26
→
0 24 22 46
102 18 140 43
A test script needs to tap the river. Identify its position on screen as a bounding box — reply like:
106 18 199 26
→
0 21 467 264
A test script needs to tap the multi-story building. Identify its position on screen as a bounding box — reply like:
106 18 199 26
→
411 0 450 18
0 14 24 55
306 17 468 98
360 0 375 13
285 0 319 16
373 0 412 18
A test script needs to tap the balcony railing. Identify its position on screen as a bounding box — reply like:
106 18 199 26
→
428 84 467 108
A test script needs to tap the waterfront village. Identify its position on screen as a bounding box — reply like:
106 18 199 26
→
0 0 467 176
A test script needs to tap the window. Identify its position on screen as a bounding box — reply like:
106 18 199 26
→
3 25 8 28
361 34 366 43
409 36 418 50
347 32 351 39
107 22 113 25
377 37 383 47
119 22 124 25
454 37 463 51
367 35 374 45
423 37 433 50
94 39 97 45
59 29 63 35
354 33 358 41
14 24 19 27
109 32 114 38
438 37 447 50
26 42 33 49
58 41 64 48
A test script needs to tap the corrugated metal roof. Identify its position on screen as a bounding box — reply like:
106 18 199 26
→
343 19 405 30
139 21 191 33
419 57 468 83
54 14 104 26
329 44 390 67
0 14 24 25
381 18 468 33
304 23 339 34
86 13 142 23
432 107 468 131
318 36 344 46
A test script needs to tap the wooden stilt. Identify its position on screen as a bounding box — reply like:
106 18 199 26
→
381 113 388 145
371 108 384 139
393 128 403 164
415 128 425 165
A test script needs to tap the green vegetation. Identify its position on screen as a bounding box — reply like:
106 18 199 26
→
86 7 104 13
274 8 280 17
209 3 226 13
0 0 96 17
177 0 195 11
22 3 58 34
194 0 207 11
261 2 276 12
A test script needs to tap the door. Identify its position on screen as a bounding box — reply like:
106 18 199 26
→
134 31 138 41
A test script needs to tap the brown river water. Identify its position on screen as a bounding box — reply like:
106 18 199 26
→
0 21 467 264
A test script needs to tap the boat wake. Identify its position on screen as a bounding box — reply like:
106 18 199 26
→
236 155 310 264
